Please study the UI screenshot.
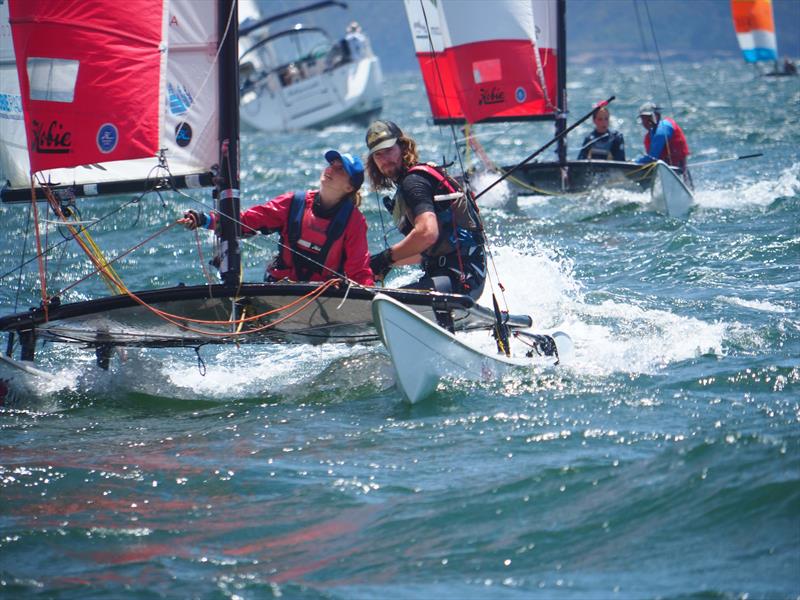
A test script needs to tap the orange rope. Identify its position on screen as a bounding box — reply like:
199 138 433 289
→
31 180 343 339
116 278 341 337
56 221 181 296
43 188 126 293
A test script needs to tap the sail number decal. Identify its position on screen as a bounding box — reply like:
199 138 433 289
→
175 122 192 147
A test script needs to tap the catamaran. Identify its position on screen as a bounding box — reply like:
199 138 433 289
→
403 0 658 198
0 0 566 404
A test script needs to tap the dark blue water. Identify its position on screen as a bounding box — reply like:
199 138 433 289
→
1 61 799 598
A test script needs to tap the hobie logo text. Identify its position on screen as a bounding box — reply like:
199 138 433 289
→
478 87 504 106
31 120 71 154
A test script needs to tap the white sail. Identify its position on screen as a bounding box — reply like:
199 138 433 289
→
0 0 28 188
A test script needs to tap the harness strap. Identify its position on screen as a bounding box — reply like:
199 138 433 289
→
287 191 306 247
408 163 458 194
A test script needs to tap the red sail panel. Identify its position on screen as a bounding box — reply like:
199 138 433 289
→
8 0 164 173
404 0 556 124
443 39 545 124
416 52 466 122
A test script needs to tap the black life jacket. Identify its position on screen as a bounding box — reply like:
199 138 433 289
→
393 163 482 258
285 191 354 281
583 130 622 160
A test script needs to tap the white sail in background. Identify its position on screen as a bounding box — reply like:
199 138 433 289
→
0 0 29 188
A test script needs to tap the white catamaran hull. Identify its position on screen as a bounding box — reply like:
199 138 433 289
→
650 160 694 217
240 55 383 132
0 354 59 407
372 294 572 404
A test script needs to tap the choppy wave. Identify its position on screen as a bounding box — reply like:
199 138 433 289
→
1 61 799 598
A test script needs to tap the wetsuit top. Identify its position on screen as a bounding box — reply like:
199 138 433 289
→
240 190 374 286
577 129 626 161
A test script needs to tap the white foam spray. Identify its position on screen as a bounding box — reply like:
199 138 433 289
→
477 245 727 377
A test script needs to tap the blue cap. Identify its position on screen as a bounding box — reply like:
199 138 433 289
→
324 149 364 190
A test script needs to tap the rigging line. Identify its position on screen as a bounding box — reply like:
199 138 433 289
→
7 195 34 357
53 221 181 298
417 0 468 179
643 0 674 115
11 194 33 313
193 227 215 286
39 181 128 295
631 0 659 96
416 0 508 311
29 178 49 321
0 181 166 283
176 0 237 126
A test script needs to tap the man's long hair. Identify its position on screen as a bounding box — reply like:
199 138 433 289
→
366 135 419 191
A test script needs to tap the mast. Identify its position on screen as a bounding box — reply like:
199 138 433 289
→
555 0 567 164
217 0 242 286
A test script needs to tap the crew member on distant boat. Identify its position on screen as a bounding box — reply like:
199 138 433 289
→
180 150 374 286
635 102 691 173
780 58 797 75
344 21 368 62
577 105 625 161
364 120 486 299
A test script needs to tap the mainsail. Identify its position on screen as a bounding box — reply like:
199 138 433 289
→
0 0 219 202
403 0 562 125
730 0 778 64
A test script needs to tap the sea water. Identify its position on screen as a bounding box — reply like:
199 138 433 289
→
0 60 798 598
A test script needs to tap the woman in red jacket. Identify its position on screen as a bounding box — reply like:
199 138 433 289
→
181 150 374 286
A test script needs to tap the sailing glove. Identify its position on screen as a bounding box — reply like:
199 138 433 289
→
183 210 211 230
369 248 393 280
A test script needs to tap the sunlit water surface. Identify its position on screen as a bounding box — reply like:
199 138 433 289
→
1 61 798 598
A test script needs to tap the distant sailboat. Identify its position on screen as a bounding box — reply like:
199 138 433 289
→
403 0 656 196
731 0 796 76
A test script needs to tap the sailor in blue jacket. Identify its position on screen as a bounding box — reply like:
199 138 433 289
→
577 106 625 161
634 102 690 171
